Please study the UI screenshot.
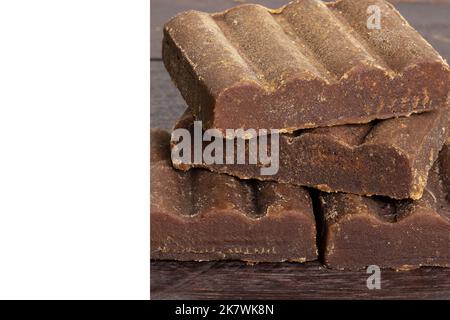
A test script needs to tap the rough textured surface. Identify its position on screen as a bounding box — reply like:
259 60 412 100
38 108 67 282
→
172 107 450 199
150 62 186 131
162 0 450 133
152 1 450 62
151 129 317 262
318 142 450 270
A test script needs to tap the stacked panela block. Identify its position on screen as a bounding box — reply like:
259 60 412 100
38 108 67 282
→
151 0 450 269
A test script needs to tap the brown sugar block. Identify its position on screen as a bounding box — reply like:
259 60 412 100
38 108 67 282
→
172 107 450 200
318 143 450 270
151 129 317 262
162 0 450 134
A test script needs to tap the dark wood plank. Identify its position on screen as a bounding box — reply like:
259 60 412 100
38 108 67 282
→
151 0 450 60
391 4 450 62
150 61 185 131
151 261 450 299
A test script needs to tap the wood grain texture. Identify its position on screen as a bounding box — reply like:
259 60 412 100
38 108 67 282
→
150 0 450 300
150 0 450 60
151 61 185 131
151 261 450 299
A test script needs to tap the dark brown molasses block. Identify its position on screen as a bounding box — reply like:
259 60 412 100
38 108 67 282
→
163 0 450 134
172 108 450 200
318 143 450 270
151 129 317 262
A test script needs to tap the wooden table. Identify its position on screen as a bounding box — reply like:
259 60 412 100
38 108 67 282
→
151 0 450 299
